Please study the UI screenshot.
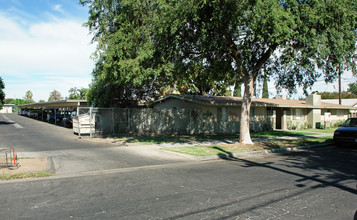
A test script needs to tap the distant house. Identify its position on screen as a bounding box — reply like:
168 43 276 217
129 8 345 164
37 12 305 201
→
0 104 14 114
152 94 354 131
321 99 357 117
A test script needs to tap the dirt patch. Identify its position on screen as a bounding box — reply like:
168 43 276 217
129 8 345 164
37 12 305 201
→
0 157 47 175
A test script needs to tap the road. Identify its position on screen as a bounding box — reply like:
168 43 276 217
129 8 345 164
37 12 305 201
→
1 148 356 219
0 114 357 219
0 114 192 175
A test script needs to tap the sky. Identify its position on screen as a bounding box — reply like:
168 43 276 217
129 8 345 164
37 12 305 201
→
0 0 96 101
0 0 356 102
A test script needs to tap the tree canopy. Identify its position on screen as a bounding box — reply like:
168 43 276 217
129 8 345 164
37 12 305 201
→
316 82 357 99
348 82 357 95
25 90 33 102
81 0 357 144
262 75 269 99
81 0 172 107
68 87 88 100
48 90 62 102
9 98 35 107
318 91 357 99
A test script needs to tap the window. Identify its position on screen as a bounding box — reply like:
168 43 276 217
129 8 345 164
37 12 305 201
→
266 107 274 116
337 109 344 116
217 107 227 122
222 107 227 122
293 109 304 120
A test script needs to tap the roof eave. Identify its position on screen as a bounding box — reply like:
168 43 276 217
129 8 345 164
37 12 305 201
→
18 100 87 108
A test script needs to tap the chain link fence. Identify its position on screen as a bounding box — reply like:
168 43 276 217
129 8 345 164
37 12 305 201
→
74 107 273 137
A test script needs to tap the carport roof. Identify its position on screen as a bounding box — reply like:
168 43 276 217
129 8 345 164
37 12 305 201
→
18 100 88 109
153 94 354 110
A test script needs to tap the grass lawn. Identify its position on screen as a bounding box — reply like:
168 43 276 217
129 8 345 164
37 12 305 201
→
250 130 314 137
110 130 317 145
162 136 333 157
0 172 53 181
296 127 337 134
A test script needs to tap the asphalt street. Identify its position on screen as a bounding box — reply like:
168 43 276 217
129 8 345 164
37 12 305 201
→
0 148 356 219
0 114 357 219
0 114 193 175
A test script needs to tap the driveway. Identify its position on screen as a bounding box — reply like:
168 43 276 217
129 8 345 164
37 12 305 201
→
0 114 194 175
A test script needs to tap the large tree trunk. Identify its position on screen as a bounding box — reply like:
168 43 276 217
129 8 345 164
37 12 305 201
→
239 74 255 145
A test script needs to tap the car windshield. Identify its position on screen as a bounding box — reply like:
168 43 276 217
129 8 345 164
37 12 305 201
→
342 118 357 127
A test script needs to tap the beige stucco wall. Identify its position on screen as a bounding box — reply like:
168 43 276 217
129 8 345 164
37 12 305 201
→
155 99 351 132
320 109 348 126
285 108 349 130
153 99 273 133
286 108 309 130
306 94 321 107
307 108 322 129
0 106 13 113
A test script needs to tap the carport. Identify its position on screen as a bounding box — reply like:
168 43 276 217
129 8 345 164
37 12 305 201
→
18 100 88 126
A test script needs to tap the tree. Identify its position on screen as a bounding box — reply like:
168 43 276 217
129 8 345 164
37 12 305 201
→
158 0 356 143
262 73 269 99
9 98 33 105
0 77 5 110
48 90 62 102
348 82 357 95
81 0 174 107
81 0 235 106
82 0 357 144
69 87 89 100
25 90 33 102
5 98 14 104
233 80 242 97
169 0 357 143
322 1 357 102
68 87 79 100
8 98 34 112
318 91 340 99
318 91 357 99
78 88 88 100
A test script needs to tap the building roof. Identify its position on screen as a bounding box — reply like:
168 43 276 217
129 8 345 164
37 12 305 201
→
18 100 88 109
153 95 354 110
321 99 357 107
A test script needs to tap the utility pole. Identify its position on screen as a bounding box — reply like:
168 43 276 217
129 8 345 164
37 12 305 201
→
338 10 342 106
338 64 341 105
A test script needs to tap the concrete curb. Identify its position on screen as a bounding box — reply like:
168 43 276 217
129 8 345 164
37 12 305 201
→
46 156 56 174
195 144 336 161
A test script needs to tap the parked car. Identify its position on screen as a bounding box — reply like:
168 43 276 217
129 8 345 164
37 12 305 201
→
63 111 76 128
46 113 64 124
333 117 357 146
21 110 28 116
47 114 55 123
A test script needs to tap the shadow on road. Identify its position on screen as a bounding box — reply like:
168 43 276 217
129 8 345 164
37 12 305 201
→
168 146 357 219
0 121 15 125
214 146 357 195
